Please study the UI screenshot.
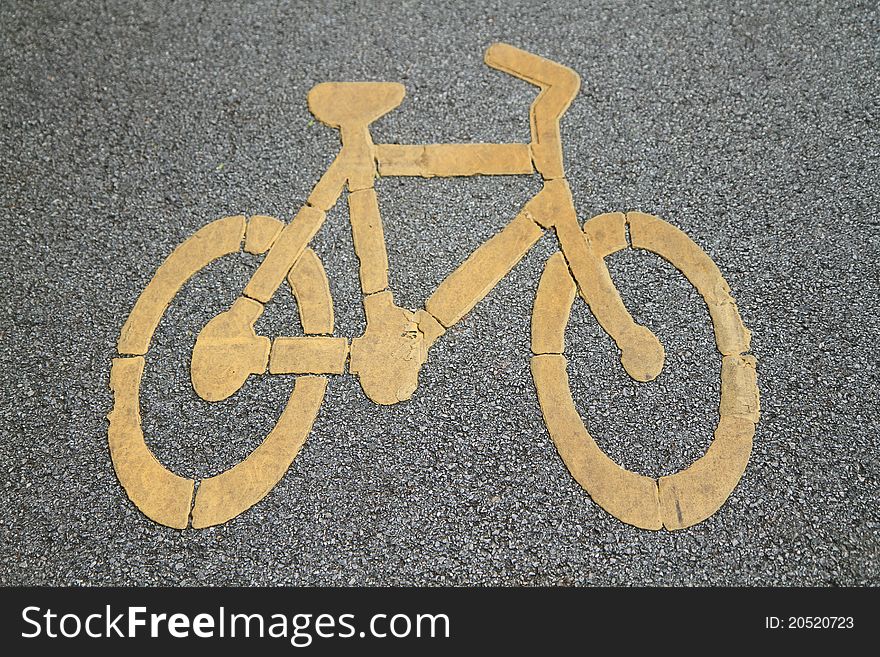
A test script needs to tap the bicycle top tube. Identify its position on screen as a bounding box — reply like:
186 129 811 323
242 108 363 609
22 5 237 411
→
375 143 535 177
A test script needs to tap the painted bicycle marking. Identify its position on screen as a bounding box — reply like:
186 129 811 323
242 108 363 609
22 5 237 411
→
108 44 759 530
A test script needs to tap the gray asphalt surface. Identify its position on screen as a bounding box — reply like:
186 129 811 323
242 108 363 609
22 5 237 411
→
1 0 877 585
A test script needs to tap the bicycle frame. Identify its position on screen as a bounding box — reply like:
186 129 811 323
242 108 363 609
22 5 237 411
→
110 43 758 530
189 43 665 406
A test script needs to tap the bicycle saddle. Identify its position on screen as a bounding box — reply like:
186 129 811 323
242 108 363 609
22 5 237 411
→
308 82 406 128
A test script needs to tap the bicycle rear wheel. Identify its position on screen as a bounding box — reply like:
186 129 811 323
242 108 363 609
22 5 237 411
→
531 211 759 530
109 215 335 529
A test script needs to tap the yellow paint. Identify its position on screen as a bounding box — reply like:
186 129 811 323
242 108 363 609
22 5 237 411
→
108 356 195 529
426 211 544 328
191 376 328 528
191 297 271 402
531 212 759 530
111 44 757 531
117 215 245 356
244 215 285 255
348 188 390 295
287 248 334 335
269 336 349 375
376 143 534 177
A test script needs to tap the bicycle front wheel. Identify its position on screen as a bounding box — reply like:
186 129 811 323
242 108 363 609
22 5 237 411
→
531 211 759 530
108 214 335 529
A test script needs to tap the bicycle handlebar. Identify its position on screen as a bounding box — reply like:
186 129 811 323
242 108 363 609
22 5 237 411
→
485 43 580 97
484 43 581 179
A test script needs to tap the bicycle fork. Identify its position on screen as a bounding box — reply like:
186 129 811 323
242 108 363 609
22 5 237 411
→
533 181 666 382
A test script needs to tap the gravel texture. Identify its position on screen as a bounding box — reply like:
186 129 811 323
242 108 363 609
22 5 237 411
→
0 0 877 586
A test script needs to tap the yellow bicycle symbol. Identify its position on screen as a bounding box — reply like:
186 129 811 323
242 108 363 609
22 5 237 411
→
108 44 759 531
